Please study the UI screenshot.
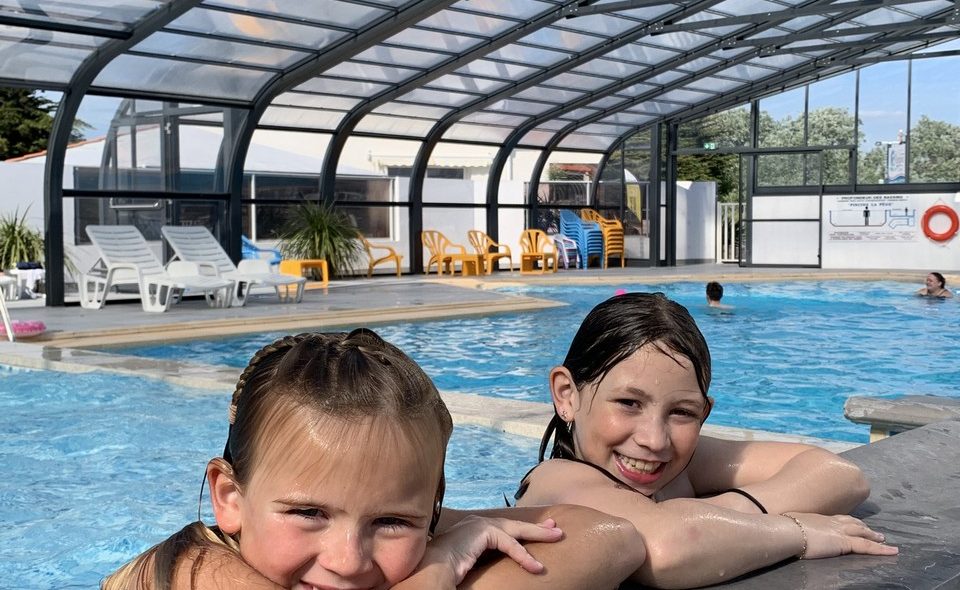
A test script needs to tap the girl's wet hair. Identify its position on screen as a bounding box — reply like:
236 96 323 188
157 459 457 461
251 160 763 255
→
539 292 712 462
931 272 946 288
103 329 451 590
225 329 452 528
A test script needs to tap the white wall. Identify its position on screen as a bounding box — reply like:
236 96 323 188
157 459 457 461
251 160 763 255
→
662 181 716 263
750 195 821 265
821 193 960 270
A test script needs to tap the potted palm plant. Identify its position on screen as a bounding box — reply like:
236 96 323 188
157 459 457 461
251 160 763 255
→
0 207 44 270
279 201 363 279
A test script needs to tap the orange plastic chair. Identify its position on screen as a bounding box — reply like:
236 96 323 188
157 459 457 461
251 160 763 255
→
467 230 513 274
519 229 558 274
580 208 625 269
421 230 479 275
359 235 403 278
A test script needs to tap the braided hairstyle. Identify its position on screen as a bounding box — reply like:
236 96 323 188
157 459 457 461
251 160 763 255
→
538 292 712 462
102 329 452 590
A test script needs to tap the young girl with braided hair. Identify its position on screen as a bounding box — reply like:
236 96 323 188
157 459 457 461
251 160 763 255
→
103 329 640 590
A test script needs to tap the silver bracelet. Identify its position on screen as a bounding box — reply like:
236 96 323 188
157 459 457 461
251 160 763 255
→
781 513 808 559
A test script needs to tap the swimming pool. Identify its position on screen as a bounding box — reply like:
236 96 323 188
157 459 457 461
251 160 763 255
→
113 280 960 443
0 365 537 589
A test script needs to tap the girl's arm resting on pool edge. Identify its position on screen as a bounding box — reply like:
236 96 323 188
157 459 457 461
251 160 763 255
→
688 437 870 515
516 459 896 589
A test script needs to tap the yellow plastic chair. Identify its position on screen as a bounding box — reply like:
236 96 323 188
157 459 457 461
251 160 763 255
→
580 208 625 269
519 229 558 274
421 230 480 275
467 230 513 274
359 235 403 278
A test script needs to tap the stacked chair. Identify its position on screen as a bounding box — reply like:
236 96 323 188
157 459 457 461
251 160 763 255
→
580 208 625 269
559 210 603 269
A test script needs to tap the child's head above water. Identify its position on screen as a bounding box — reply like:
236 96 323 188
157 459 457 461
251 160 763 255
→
105 329 454 590
214 329 454 588
540 293 713 493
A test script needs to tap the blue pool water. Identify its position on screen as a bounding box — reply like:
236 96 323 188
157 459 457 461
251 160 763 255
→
0 366 537 589
113 280 960 443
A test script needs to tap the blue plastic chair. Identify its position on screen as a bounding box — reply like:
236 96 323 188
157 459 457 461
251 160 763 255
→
242 235 282 267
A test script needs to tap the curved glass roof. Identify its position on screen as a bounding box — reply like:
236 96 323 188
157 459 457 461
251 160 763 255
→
2 0 957 151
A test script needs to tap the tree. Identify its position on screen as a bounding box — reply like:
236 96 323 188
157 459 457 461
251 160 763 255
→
909 115 960 183
0 88 88 160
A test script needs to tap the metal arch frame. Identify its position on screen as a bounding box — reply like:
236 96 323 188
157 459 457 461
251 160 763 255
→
507 0 887 210
403 0 730 260
616 8 957 145
218 0 453 265
42 0 204 306
318 1 588 273
516 0 947 219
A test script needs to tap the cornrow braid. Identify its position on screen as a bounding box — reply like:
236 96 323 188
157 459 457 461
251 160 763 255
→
228 333 310 425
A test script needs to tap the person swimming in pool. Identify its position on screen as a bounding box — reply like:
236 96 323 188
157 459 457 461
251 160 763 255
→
515 292 897 588
705 281 733 310
102 329 641 590
916 272 952 298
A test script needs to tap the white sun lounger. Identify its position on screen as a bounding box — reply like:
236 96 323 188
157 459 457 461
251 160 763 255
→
160 225 305 306
80 225 235 312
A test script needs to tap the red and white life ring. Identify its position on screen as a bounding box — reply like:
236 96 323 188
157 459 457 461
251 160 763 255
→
921 204 959 242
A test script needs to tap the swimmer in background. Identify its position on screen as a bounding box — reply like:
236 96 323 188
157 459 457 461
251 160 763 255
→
706 281 734 310
916 272 952 298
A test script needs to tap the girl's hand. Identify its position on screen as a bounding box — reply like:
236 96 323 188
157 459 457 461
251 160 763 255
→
786 512 899 559
420 515 564 586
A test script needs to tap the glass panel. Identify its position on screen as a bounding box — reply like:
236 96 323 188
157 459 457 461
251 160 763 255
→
260 106 345 130
296 77 388 96
657 88 715 104
556 13 645 36
684 77 743 94
355 114 436 137
353 45 448 68
573 58 645 78
386 28 484 53
399 87 474 108
0 38 89 84
756 153 806 187
461 0 555 21
617 82 657 97
455 59 538 80
422 207 486 261
808 72 855 146
204 0 387 28
518 129 555 147
443 122 513 143
558 133 618 150
758 86 805 148
247 129 330 175
602 112 654 126
629 101 683 115
605 43 680 65
133 32 308 68
857 61 908 184
272 92 362 110
645 71 686 85
418 10 515 36
323 61 419 83
520 27 606 52
512 86 585 104
0 0 160 29
462 111 528 126
169 9 348 49
714 63 772 80
909 55 960 183
485 44 570 66
678 104 750 149
95 55 273 100
486 99 554 116
373 103 450 119
588 95 628 110
355 136 422 200
426 74 508 94
641 31 713 52
422 142 496 203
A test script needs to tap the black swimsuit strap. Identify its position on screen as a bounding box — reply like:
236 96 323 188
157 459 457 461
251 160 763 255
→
515 456 647 501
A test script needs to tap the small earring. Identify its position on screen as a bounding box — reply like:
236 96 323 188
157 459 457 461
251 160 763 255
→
559 410 567 420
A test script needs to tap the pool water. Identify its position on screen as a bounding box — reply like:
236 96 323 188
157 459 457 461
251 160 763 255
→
114 280 960 443
0 366 536 589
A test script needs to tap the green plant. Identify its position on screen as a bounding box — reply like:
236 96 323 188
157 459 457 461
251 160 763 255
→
0 207 44 270
280 201 362 278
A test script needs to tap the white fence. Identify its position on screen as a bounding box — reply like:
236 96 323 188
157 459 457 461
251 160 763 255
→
717 202 742 263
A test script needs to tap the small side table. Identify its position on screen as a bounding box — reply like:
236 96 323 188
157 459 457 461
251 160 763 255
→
279 259 329 287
